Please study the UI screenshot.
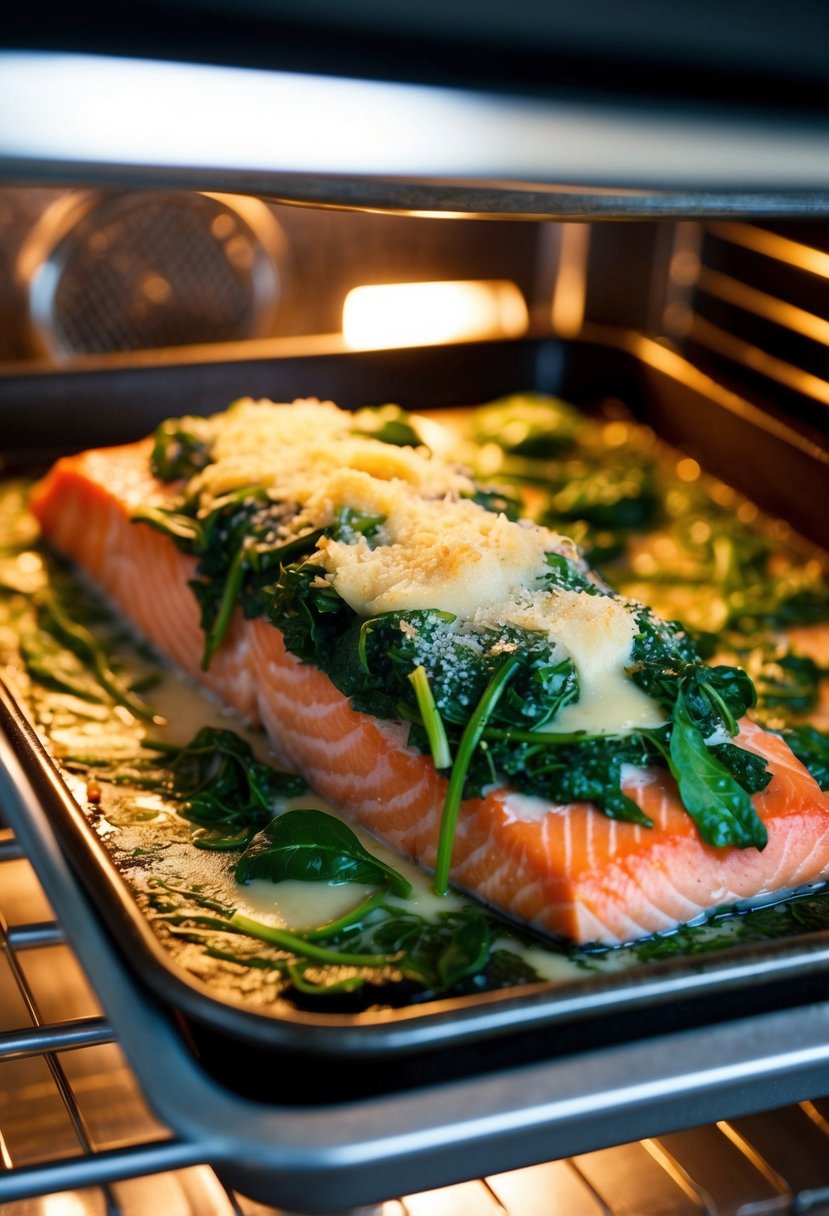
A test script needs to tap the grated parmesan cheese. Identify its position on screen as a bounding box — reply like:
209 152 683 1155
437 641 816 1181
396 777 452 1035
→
192 398 473 509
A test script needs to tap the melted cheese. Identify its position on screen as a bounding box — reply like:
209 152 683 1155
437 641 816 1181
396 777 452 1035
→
540 592 664 735
476 588 664 735
320 495 556 618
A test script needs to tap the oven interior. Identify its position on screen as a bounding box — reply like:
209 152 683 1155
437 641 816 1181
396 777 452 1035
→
3 26 829 1215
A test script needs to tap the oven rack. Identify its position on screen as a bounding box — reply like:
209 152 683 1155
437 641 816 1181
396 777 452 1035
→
7 819 829 1216
0 827 212 1206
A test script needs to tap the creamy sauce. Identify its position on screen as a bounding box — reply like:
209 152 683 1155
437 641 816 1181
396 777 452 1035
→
543 593 663 734
619 763 659 790
502 792 560 823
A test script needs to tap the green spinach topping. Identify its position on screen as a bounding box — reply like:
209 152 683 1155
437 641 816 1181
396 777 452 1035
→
349 403 425 448
150 414 214 482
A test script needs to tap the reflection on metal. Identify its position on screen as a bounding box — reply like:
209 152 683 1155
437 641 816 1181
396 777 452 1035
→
713 1121 788 1195
696 267 829 346
662 222 704 339
689 314 829 407
3 54 829 216
342 280 528 349
708 222 829 278
550 224 589 337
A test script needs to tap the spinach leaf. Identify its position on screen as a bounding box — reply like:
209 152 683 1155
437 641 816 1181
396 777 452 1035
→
270 559 357 668
727 569 829 633
364 611 579 732
131 506 206 551
708 742 772 795
77 726 307 849
628 609 699 698
747 646 823 723
471 392 581 458
543 460 660 531
157 880 540 999
332 507 385 543
34 591 157 722
361 906 507 993
19 628 107 703
468 488 524 521
543 551 607 597
667 699 767 850
490 729 656 826
150 415 213 482
350 404 424 448
435 912 491 987
680 665 757 738
235 809 413 898
775 725 829 790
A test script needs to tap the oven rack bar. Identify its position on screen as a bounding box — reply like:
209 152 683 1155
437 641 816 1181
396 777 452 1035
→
0 873 210 1207
6 826 829 1216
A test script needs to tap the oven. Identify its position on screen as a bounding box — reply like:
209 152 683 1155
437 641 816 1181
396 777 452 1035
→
2 10 829 1215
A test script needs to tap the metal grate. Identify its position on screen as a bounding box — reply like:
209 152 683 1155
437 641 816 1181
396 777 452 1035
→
17 191 286 360
4 822 829 1216
662 219 829 436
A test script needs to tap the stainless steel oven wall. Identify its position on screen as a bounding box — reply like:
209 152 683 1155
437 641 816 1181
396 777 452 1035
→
0 185 545 362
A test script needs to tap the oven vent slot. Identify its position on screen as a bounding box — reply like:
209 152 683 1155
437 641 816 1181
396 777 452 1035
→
666 221 829 437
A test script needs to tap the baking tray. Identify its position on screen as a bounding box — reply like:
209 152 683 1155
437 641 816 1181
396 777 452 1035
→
3 333 829 1101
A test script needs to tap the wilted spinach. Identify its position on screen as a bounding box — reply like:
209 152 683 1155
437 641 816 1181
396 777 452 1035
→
150 414 214 482
152 878 540 1000
235 808 413 897
350 403 424 448
70 726 307 849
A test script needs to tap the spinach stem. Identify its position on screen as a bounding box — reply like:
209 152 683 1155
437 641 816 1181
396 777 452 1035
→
201 545 246 670
151 879 235 915
433 655 520 897
408 665 452 769
301 889 387 940
481 725 627 746
703 682 739 736
228 911 396 967
131 506 206 549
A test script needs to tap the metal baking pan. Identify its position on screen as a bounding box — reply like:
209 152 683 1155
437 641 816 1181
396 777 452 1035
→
2 334 829 1104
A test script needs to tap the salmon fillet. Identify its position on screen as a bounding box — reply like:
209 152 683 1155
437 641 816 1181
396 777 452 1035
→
29 440 829 945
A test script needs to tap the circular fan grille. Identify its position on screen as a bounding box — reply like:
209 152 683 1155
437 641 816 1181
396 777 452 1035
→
22 191 284 357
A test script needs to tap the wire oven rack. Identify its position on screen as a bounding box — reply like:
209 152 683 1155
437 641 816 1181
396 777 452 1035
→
8 811 829 1216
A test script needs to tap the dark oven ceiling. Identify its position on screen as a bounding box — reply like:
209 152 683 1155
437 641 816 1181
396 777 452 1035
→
3 2 829 218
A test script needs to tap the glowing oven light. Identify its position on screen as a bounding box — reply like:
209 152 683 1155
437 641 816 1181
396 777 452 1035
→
342 280 528 349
